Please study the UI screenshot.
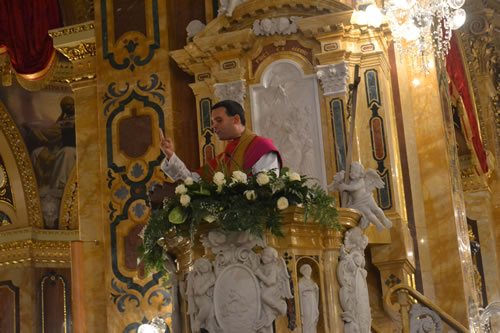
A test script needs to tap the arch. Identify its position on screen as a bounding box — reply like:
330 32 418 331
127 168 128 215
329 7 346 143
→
0 101 42 228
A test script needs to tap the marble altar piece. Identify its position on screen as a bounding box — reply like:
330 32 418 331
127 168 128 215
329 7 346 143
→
249 60 327 189
329 162 392 231
185 229 292 333
337 226 371 333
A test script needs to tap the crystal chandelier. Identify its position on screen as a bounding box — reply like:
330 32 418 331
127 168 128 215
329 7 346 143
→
383 0 466 72
351 0 467 72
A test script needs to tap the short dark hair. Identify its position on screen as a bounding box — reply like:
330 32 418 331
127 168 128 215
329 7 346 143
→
212 100 246 126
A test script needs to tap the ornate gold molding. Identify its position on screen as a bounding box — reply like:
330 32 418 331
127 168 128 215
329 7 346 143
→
50 21 96 83
48 22 95 39
0 228 78 267
0 103 43 227
58 42 96 62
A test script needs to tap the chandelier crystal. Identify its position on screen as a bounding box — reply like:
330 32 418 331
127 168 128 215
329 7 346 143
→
382 0 466 72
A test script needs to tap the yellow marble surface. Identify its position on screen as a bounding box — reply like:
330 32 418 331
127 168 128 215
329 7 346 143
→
402 57 480 327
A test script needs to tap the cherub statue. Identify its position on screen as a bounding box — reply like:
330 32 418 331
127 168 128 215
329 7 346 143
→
218 0 247 17
254 247 293 333
186 258 221 333
329 162 392 231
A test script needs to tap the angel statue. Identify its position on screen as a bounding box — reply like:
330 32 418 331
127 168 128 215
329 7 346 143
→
254 247 293 333
186 258 221 333
329 161 392 231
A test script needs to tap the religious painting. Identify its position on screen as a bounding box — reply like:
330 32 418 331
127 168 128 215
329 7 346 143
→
0 81 75 229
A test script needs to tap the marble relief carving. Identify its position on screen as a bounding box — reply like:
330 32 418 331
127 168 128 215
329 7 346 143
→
214 80 246 105
252 17 302 36
316 62 350 96
337 226 371 333
249 60 327 188
409 304 443 333
185 229 292 333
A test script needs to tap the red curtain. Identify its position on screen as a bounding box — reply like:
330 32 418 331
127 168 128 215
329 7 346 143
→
0 0 61 75
446 33 488 173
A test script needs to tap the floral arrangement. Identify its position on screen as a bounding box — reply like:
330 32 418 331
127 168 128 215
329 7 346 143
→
139 168 339 275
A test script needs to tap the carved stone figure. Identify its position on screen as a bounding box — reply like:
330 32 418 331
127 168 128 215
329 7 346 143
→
186 258 221 332
186 20 205 38
254 247 293 333
409 303 443 333
337 227 371 333
329 161 392 231
218 0 247 17
252 16 301 36
299 264 319 333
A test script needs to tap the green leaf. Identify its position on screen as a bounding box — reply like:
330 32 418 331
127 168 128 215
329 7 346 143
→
168 206 187 224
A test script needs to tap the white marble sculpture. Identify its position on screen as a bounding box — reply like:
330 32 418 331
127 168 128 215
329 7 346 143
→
186 258 221 333
299 264 319 333
186 20 205 38
252 17 301 36
184 229 292 333
337 226 371 333
214 80 247 106
254 247 293 333
329 161 392 231
218 0 248 17
409 303 443 333
316 62 350 96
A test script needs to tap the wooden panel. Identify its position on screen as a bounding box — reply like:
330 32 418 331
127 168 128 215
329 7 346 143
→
36 269 72 333
0 280 19 333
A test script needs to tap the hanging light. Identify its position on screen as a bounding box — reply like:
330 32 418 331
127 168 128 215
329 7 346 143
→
383 0 467 72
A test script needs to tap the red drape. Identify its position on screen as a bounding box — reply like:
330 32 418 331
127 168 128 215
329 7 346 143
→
446 33 488 173
0 0 61 75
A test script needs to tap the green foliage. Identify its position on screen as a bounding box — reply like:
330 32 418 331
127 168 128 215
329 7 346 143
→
139 169 340 276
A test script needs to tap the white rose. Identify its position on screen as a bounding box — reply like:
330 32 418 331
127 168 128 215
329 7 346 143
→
256 172 270 186
213 172 226 186
231 170 247 184
244 190 257 200
289 172 301 182
175 184 188 195
184 177 194 185
180 194 191 207
277 197 289 210
216 184 223 193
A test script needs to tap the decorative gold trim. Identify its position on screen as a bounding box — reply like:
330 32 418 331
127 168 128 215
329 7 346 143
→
0 239 71 267
48 22 95 39
59 166 78 230
58 42 96 62
0 102 42 227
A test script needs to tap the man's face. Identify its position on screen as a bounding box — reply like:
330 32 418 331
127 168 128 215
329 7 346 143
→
211 107 240 140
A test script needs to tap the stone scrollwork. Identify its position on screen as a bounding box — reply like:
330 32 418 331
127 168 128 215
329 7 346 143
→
315 62 350 97
214 80 246 105
185 229 292 333
252 17 302 36
409 303 443 333
337 226 371 333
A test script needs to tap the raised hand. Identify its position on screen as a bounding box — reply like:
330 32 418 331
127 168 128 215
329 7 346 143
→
159 128 174 159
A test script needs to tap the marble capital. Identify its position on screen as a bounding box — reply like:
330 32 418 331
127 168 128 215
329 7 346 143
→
214 79 246 104
315 62 350 96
